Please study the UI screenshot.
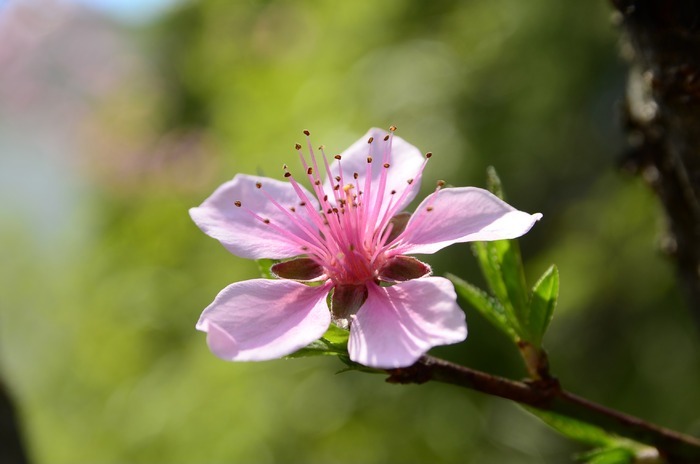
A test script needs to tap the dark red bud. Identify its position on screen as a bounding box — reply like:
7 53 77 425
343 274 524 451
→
331 284 368 324
271 258 324 281
383 212 411 244
378 256 431 282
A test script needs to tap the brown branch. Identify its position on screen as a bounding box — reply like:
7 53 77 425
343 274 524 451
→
386 355 700 463
612 0 700 324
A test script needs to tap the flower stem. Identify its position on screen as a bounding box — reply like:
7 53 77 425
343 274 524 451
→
385 355 700 463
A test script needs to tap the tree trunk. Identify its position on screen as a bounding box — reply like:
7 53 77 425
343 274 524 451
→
613 0 700 324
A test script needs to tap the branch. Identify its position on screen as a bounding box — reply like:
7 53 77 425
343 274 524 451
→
612 0 700 324
386 355 700 463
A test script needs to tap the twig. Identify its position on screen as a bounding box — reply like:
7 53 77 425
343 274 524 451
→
386 355 700 463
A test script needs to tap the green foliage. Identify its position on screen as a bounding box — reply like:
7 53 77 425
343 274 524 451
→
577 447 635 464
448 273 518 342
286 325 350 359
524 407 617 447
527 265 559 347
256 258 279 279
524 408 645 464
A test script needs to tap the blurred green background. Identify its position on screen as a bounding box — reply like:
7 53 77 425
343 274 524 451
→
1 0 699 463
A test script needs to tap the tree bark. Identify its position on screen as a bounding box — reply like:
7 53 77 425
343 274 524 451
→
612 0 700 323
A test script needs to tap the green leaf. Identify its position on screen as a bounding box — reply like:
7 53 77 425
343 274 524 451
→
471 239 530 339
527 265 559 347
578 447 635 464
486 165 505 200
285 324 349 359
321 324 350 345
256 259 279 279
523 407 618 447
447 273 518 342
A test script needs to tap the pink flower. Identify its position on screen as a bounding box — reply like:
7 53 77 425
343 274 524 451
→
190 128 542 368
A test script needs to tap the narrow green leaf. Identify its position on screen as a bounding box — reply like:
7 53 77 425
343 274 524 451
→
471 239 530 339
486 165 505 200
523 407 618 447
447 273 518 341
578 447 635 464
322 324 350 344
285 324 349 359
527 265 559 347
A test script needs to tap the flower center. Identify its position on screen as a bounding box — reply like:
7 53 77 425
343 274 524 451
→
233 127 436 286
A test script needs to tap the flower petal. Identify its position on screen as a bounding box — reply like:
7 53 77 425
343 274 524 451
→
323 128 425 216
196 279 331 361
398 187 542 255
348 277 467 368
190 174 320 259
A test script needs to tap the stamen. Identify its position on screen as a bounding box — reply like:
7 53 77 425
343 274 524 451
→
234 201 242 207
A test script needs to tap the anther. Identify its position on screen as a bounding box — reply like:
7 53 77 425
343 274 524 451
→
307 167 313 175
407 178 414 185
437 180 445 187
383 135 389 141
426 152 433 158
426 207 434 212
390 190 396 195
334 154 342 160
334 184 340 191
368 137 374 144
284 172 292 178
383 163 390 168
290 206 296 212
314 180 321 186
234 201 242 207
318 145 325 150
335 176 341 181
353 172 359 179
367 156 373 163
256 182 262 189
299 201 306 206
295 143 302 150
263 218 271 224
303 130 310 136
323 195 328 201
301 246 309 251
389 125 397 131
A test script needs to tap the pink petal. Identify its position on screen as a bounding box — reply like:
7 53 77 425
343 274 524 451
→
323 128 425 216
190 174 320 259
398 187 542 255
196 279 331 361
348 277 467 368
